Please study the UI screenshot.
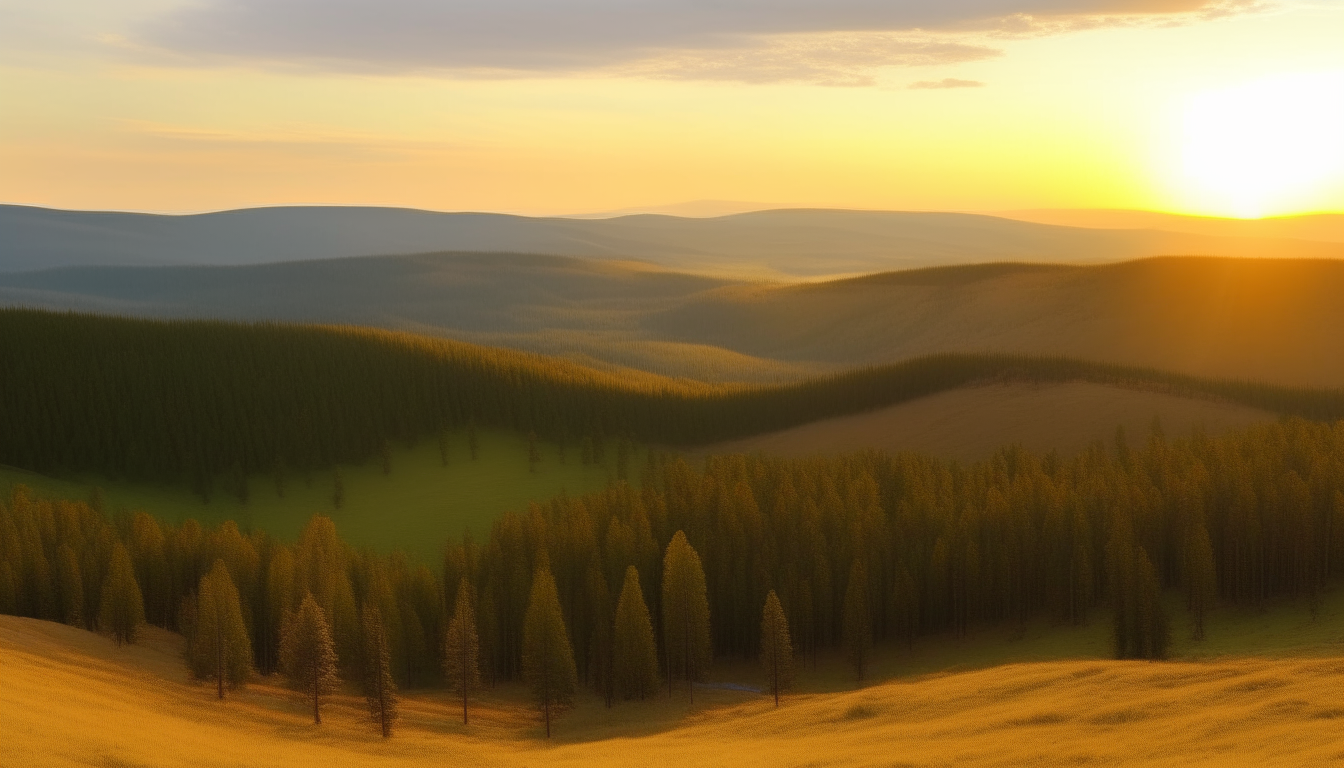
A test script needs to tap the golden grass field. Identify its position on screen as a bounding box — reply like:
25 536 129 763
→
703 381 1277 462
4 611 1342 768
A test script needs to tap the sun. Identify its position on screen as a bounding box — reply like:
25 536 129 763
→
1176 71 1344 218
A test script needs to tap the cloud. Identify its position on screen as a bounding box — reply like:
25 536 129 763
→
125 0 1261 82
909 78 987 89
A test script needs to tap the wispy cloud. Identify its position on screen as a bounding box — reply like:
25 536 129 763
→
909 78 987 89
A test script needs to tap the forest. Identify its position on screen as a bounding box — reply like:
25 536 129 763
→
3 415 1341 730
3 308 1343 496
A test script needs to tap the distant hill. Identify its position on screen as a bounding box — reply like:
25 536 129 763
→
997 208 1344 243
5 254 1341 388
4 204 1343 278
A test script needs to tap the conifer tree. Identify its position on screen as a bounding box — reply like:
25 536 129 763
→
56 543 83 627
842 560 871 684
586 559 614 707
281 593 340 724
1185 517 1217 641
661 531 711 702
99 543 144 646
192 559 253 698
362 603 399 737
613 566 659 701
759 590 793 707
443 578 481 725
521 565 577 737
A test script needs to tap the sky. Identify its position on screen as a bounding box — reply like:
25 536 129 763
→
1 0 1341 218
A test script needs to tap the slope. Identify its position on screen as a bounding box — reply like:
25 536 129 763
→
2 614 1341 768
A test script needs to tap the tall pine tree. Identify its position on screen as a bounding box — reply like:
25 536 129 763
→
522 565 577 737
99 543 144 647
842 560 871 684
443 578 481 725
362 603 399 737
760 590 793 707
661 531 711 703
281 593 339 724
613 566 660 701
191 559 253 698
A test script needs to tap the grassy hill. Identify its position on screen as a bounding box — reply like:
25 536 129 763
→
700 381 1280 462
3 590 1341 768
5 256 1342 388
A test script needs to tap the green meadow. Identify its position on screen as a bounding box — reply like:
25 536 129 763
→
0 429 643 562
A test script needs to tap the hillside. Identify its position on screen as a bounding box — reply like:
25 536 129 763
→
998 209 1344 243
5 205 1343 278
701 381 1279 462
650 257 1344 388
3 615 1341 768
4 256 1342 387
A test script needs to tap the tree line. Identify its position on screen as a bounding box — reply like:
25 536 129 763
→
3 417 1342 733
4 309 1343 495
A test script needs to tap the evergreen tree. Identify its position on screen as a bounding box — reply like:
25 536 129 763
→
56 543 83 627
613 566 660 701
586 559 615 707
661 531 711 702
842 560 871 684
443 578 481 725
759 590 793 707
191 559 253 698
281 593 340 725
362 603 399 737
1185 517 1217 641
521 565 577 737
99 543 144 646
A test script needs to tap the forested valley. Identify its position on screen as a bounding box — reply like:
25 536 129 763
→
3 415 1342 729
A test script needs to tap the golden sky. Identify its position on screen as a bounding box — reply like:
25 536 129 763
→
1 0 1341 218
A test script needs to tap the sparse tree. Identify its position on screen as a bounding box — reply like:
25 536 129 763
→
281 593 340 724
842 560 871 684
662 531 712 703
613 566 660 700
443 578 481 724
99 543 144 646
586 559 614 707
522 565 577 737
362 603 399 737
760 590 793 707
191 559 253 698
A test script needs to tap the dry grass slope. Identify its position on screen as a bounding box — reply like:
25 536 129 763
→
702 381 1279 461
4 615 1341 768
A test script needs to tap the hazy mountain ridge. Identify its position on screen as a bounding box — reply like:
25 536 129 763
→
5 204 1343 278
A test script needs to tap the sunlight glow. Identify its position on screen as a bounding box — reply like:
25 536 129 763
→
1179 72 1344 218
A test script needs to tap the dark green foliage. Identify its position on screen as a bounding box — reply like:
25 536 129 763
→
443 579 481 724
56 544 83 627
4 309 1342 487
760 590 792 706
190 559 253 697
280 593 339 725
661 531 711 702
99 543 144 646
522 565 576 737
362 604 399 737
613 566 659 701
843 560 871 683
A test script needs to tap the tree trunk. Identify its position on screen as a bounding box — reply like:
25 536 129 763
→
313 660 321 724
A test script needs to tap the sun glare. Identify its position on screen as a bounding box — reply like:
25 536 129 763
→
1178 71 1344 218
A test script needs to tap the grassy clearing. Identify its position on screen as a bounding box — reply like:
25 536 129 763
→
3 591 1341 768
0 429 640 562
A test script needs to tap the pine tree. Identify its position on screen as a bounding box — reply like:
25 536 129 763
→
191 559 253 698
281 593 340 724
443 578 481 725
661 531 711 703
99 543 145 646
56 543 83 627
1185 518 1217 641
362 603 399 737
759 590 793 707
613 566 660 701
586 559 614 707
521 565 577 737
842 560 871 684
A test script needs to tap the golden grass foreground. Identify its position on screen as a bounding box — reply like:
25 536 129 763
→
3 615 1341 767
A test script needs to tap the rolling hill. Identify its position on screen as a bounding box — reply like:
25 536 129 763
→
5 255 1342 388
3 614 1341 768
5 204 1343 279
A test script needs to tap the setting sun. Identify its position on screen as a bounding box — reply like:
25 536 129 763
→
1178 71 1344 218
